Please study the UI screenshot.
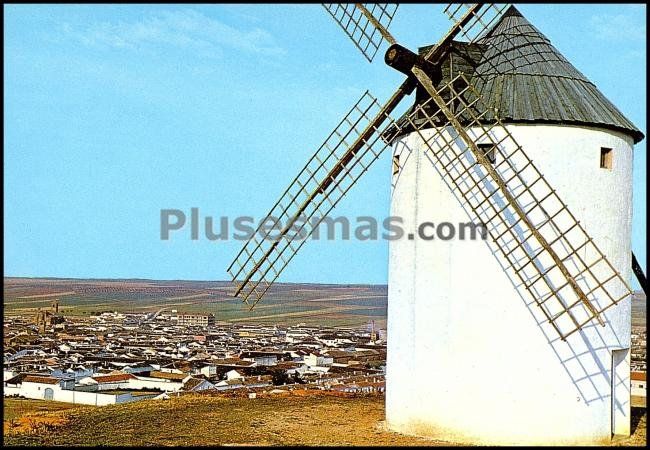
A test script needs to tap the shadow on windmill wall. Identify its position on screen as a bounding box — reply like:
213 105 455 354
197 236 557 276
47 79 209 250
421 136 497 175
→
415 131 630 408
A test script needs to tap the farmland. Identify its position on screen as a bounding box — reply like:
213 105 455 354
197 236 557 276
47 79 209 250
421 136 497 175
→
3 278 388 328
4 277 646 329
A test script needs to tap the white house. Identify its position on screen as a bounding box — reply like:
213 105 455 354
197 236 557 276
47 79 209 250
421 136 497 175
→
15 375 70 400
199 365 218 378
129 371 189 393
225 369 244 380
303 353 334 368
182 377 214 392
631 372 646 398
50 366 93 380
123 364 155 375
214 379 244 390
3 370 18 382
78 373 135 391
3 374 157 406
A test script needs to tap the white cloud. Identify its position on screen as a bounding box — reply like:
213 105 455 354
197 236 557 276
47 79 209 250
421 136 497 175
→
589 10 646 42
60 9 286 58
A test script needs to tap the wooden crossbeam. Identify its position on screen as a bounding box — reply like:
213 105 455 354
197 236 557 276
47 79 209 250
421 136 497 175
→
410 65 605 327
354 3 397 46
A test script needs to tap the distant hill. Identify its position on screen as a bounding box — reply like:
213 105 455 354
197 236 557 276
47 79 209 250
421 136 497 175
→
3 277 645 329
2 277 388 328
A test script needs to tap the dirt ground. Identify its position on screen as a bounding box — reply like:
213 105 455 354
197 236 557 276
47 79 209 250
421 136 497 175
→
614 407 646 446
3 394 647 446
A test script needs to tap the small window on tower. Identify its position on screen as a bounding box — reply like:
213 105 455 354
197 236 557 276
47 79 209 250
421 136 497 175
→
600 147 613 169
477 143 496 165
392 154 400 176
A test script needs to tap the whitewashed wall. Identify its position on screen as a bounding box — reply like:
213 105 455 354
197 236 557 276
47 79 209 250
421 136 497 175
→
386 124 634 445
129 377 184 392
4 371 18 382
3 386 21 396
13 382 117 406
9 383 159 406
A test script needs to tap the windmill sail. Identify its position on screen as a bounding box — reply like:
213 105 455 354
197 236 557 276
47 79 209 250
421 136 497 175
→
321 4 511 67
228 86 409 308
229 3 636 340
443 3 511 44
403 71 632 340
322 3 399 62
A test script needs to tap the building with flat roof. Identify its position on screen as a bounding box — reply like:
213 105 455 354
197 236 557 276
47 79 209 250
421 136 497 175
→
177 313 215 327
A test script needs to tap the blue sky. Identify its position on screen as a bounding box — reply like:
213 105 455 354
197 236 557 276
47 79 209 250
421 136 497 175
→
3 4 646 289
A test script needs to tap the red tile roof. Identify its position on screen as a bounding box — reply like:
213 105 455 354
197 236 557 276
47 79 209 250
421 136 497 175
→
631 371 646 382
23 376 59 385
92 373 135 383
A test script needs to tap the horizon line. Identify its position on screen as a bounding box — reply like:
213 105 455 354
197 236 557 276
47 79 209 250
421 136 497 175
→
2 275 389 287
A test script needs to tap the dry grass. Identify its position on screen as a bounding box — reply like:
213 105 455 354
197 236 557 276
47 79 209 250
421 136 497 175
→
3 395 436 446
3 398 82 422
3 398 92 439
3 395 646 446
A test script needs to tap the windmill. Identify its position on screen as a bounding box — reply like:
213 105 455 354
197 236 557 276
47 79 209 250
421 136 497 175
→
227 4 645 445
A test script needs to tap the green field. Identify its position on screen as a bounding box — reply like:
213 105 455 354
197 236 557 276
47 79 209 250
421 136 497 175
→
3 278 388 328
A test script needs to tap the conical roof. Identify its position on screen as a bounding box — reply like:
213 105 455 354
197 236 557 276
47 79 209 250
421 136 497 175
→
391 6 644 143
471 6 643 143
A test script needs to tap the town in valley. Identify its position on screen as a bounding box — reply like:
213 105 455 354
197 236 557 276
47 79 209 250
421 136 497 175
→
3 278 389 407
3 278 646 410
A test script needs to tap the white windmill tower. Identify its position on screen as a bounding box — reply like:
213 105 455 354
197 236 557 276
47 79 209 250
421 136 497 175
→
226 4 645 445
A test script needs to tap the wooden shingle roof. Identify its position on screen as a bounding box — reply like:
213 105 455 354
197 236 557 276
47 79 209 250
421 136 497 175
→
472 6 643 143
393 6 644 143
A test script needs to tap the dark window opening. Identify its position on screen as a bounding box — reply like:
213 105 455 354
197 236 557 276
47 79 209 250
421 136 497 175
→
477 143 496 165
600 147 613 169
392 154 400 176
